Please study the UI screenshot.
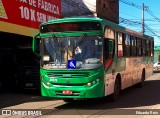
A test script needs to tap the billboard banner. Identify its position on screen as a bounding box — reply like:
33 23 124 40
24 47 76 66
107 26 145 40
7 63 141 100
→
0 0 61 36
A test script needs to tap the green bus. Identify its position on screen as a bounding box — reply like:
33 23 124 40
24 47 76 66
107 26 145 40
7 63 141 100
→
32 17 154 102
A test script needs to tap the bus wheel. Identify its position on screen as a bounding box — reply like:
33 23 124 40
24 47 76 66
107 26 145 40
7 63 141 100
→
110 78 121 102
138 70 145 88
63 98 73 103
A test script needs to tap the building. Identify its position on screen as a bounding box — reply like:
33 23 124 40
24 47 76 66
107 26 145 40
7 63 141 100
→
0 0 61 91
62 0 119 23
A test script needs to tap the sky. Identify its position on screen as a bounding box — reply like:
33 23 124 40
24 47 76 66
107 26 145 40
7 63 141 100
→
119 0 160 46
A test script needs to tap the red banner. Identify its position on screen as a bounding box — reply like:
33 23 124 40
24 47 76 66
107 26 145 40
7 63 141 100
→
0 0 61 29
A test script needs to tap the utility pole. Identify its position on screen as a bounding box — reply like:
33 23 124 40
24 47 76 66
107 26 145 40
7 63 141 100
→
142 3 144 34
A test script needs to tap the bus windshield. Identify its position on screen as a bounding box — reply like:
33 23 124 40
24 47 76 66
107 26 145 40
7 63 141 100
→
41 35 103 70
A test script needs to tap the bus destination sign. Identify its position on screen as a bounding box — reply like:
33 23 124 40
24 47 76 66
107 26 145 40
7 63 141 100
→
40 22 101 33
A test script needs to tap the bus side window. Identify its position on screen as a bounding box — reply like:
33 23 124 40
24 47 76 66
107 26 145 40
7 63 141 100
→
104 39 114 59
142 39 146 56
131 36 137 57
146 39 151 56
104 27 115 69
125 34 131 57
136 38 142 56
151 40 154 56
117 32 123 57
109 40 114 58
104 39 109 59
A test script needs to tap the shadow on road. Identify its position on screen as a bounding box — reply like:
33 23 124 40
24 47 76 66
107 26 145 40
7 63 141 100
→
55 79 160 110
0 89 55 109
0 73 160 112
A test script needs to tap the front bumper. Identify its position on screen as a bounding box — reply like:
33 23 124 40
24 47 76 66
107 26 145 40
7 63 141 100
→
41 80 104 99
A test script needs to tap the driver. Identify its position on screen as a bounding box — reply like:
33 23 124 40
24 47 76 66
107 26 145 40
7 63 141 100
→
74 39 97 61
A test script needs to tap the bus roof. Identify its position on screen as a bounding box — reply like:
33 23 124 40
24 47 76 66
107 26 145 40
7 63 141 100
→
41 17 154 40
41 17 103 24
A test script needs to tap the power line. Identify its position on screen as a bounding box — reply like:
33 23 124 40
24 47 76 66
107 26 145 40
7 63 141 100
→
119 17 141 25
119 0 141 9
145 25 160 39
119 17 160 39
120 0 160 23
146 8 160 22
120 0 160 40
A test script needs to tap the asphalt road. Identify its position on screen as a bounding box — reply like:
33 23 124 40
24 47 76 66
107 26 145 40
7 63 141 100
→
0 72 160 118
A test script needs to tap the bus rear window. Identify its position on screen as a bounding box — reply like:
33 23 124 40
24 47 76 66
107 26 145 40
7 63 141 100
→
40 22 101 33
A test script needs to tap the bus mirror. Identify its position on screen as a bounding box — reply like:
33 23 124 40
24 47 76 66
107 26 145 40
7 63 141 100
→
32 33 40 58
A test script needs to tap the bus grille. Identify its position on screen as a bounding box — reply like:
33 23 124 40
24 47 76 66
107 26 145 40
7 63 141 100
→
46 72 91 78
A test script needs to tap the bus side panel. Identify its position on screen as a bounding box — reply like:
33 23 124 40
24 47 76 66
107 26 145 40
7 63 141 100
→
104 73 115 96
145 57 154 79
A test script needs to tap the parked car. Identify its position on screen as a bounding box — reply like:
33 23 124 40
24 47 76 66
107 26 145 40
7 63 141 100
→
153 62 160 70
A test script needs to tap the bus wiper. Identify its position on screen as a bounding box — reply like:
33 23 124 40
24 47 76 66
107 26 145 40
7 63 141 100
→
76 33 87 47
52 34 62 64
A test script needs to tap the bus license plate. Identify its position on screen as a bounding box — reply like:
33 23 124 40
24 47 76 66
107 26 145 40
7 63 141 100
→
62 90 72 95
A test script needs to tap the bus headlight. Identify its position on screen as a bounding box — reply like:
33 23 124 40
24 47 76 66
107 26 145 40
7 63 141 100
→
41 77 50 87
46 82 50 86
96 78 100 82
87 78 100 87
87 83 92 87
92 81 95 84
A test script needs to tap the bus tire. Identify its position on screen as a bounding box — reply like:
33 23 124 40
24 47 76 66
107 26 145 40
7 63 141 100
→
137 70 145 88
110 78 121 102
